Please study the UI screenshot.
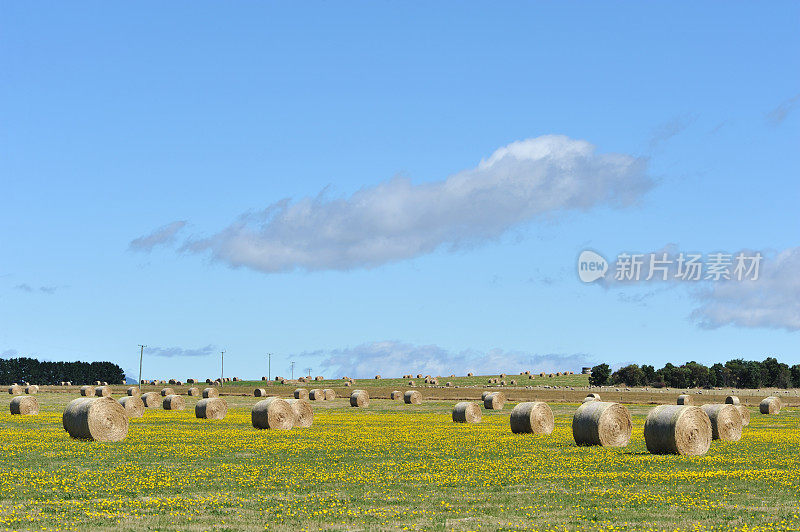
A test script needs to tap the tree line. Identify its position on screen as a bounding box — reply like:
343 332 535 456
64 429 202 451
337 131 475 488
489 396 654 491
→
589 357 800 389
0 356 125 385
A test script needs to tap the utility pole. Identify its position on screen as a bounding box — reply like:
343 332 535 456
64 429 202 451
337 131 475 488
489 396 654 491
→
220 350 225 387
268 353 271 382
138 344 146 389
290 361 295 380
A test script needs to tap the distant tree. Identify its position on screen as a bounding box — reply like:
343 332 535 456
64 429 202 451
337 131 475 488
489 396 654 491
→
792 365 800 388
0 356 124 385
589 364 611 387
641 364 656 385
612 364 645 387
683 361 710 388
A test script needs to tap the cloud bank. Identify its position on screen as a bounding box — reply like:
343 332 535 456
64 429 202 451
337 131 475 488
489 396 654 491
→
180 135 650 273
145 344 216 358
130 221 187 252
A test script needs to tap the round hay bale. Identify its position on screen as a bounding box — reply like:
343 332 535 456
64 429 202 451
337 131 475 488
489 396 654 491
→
350 390 369 407
95 380 101 386
404 390 422 404
78 385 93 396
202 387 219 399
582 396 597 403
118 396 144 418
286 398 314 428
344 381 352 387
643 405 712 455
586 393 601 401
759 396 781 415
572 401 632 447
252 397 294 429
375 375 381 379
483 392 506 410
141 391 161 408
417 374 423 378
467 372 473 377
499 380 506 386
160 387 175 397
481 391 491 401
724 395 740 405
407 380 415 386
294 388 309 400
390 390 403 401
254 388 267 397
323 389 336 400
94 386 111 397
676 394 693 405
314 376 324 381
452 402 481 423
510 402 554 434
736 405 750 427
126 387 141 397
309 389 324 401
25 385 39 394
195 397 227 419
187 387 200 396
62 397 128 442
10 395 39 415
700 404 742 441
162 394 185 410
446 381 452 387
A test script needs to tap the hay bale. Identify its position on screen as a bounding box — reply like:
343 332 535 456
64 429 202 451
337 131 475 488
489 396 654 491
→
483 392 506 410
350 389 369 407
309 389 325 401
581 396 596 403
676 394 693 405
252 397 294 430
510 402 554 434
760 396 781 415
62 397 128 442
195 397 227 420
25 385 39 394
700 404 742 441
390 390 403 401
323 389 336 400
141 391 161 408
407 380 415 386
314 376 324 381
467 372 473 377
446 381 452 387
127 387 141 397
10 395 39 415
452 402 481 423
344 381 352 387
643 405 712 455
8 384 24 395
294 388 309 400
254 388 267 397
286 398 314 428
375 375 381 379
572 401 632 447
404 390 422 404
586 393 601 401
736 405 750 427
202 387 219 399
187 387 200 396
162 394 185 410
95 380 101 386
481 391 491 401
118 396 144 418
94 386 111 397
160 387 175 397
724 395 740 405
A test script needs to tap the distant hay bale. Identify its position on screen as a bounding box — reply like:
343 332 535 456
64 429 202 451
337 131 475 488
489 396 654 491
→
446 382 452 387
62 397 128 442
187 378 196 384
314 376 324 381
700 404 742 441
168 379 177 385
309 389 325 401
724 395 740 405
350 389 369 407
452 402 481 423
510 402 554 434
163 394 185 410
25 385 39 394
572 401 632 447
187 387 200 396
483 392 506 410
407 380 415 387
254 388 267 397
676 394 693 405
141 391 161 408
390 390 403 401
344 381 352 387
481 391 491 401
127 387 141 397
10 395 39 415
404 390 422 404
736 405 750 427
417 374 423 378
286 398 314 428
252 397 294 430
509 380 516 385
467 372 473 376
586 393 601 401
160 387 175 397
581 396 596 403
375 375 381 379
644 405 711 455
759 396 781 415
323 389 336 400
195 397 227 420
94 386 111 397
8 384 23 395
202 387 219 399
206 379 213 384
118 396 144 418
294 388 309 400
499 380 506 386
429 378 439 385
95 380 101 386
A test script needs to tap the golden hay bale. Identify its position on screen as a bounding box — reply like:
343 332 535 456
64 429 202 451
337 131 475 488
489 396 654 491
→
344 381 352 387
195 397 227 420
309 389 325 401
94 386 111 397
467 372 473 377
736 405 750 427
481 391 491 401
252 397 294 430
499 380 506 386
404 390 422 404
187 387 200 396
160 387 175 397
417 374 423 378
407 380 415 386
141 391 161 408
202 387 219 399
390 390 403 401
126 387 141 397
286 398 314 428
62 397 128 442
452 402 481 423
724 395 740 405
446 381 453 387
375 375 381 379
643 405 711 455
350 390 369 407
118 396 144 418
700 404 742 441
586 393 601 401
510 402 554 434
8 384 25 395
25 385 39 394
254 388 268 397
323 389 336 400
162 394 185 410
676 394 693 405
572 401 632 447
759 396 781 415
10 395 39 415
187 378 196 384
95 380 101 386
483 392 506 410
314 376 324 381
294 388 309 400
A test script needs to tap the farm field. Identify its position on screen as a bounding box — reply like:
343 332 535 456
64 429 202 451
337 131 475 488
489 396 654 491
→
0 392 798 531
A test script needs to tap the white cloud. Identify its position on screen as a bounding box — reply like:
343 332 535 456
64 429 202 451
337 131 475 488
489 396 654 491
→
130 221 187 252
766 93 800 126
184 135 651 273
145 344 216 358
299 340 593 379
649 114 697 148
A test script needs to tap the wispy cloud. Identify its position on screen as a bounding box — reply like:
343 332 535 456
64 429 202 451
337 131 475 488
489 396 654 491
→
766 93 800 126
181 135 651 273
299 340 593 379
14 283 59 295
649 114 698 148
145 344 216 358
2 349 19 357
14 283 32 292
130 221 187 252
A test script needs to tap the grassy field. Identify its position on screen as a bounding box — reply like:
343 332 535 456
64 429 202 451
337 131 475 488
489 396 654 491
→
0 392 797 531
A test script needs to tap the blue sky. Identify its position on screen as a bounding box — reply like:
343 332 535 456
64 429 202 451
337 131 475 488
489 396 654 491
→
2 2 798 381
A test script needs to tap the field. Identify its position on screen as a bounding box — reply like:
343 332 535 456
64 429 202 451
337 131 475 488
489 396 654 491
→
0 388 798 531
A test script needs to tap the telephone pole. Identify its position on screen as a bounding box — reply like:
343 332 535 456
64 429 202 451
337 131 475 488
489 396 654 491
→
138 344 146 388
290 361 295 380
220 350 225 387
268 353 271 382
